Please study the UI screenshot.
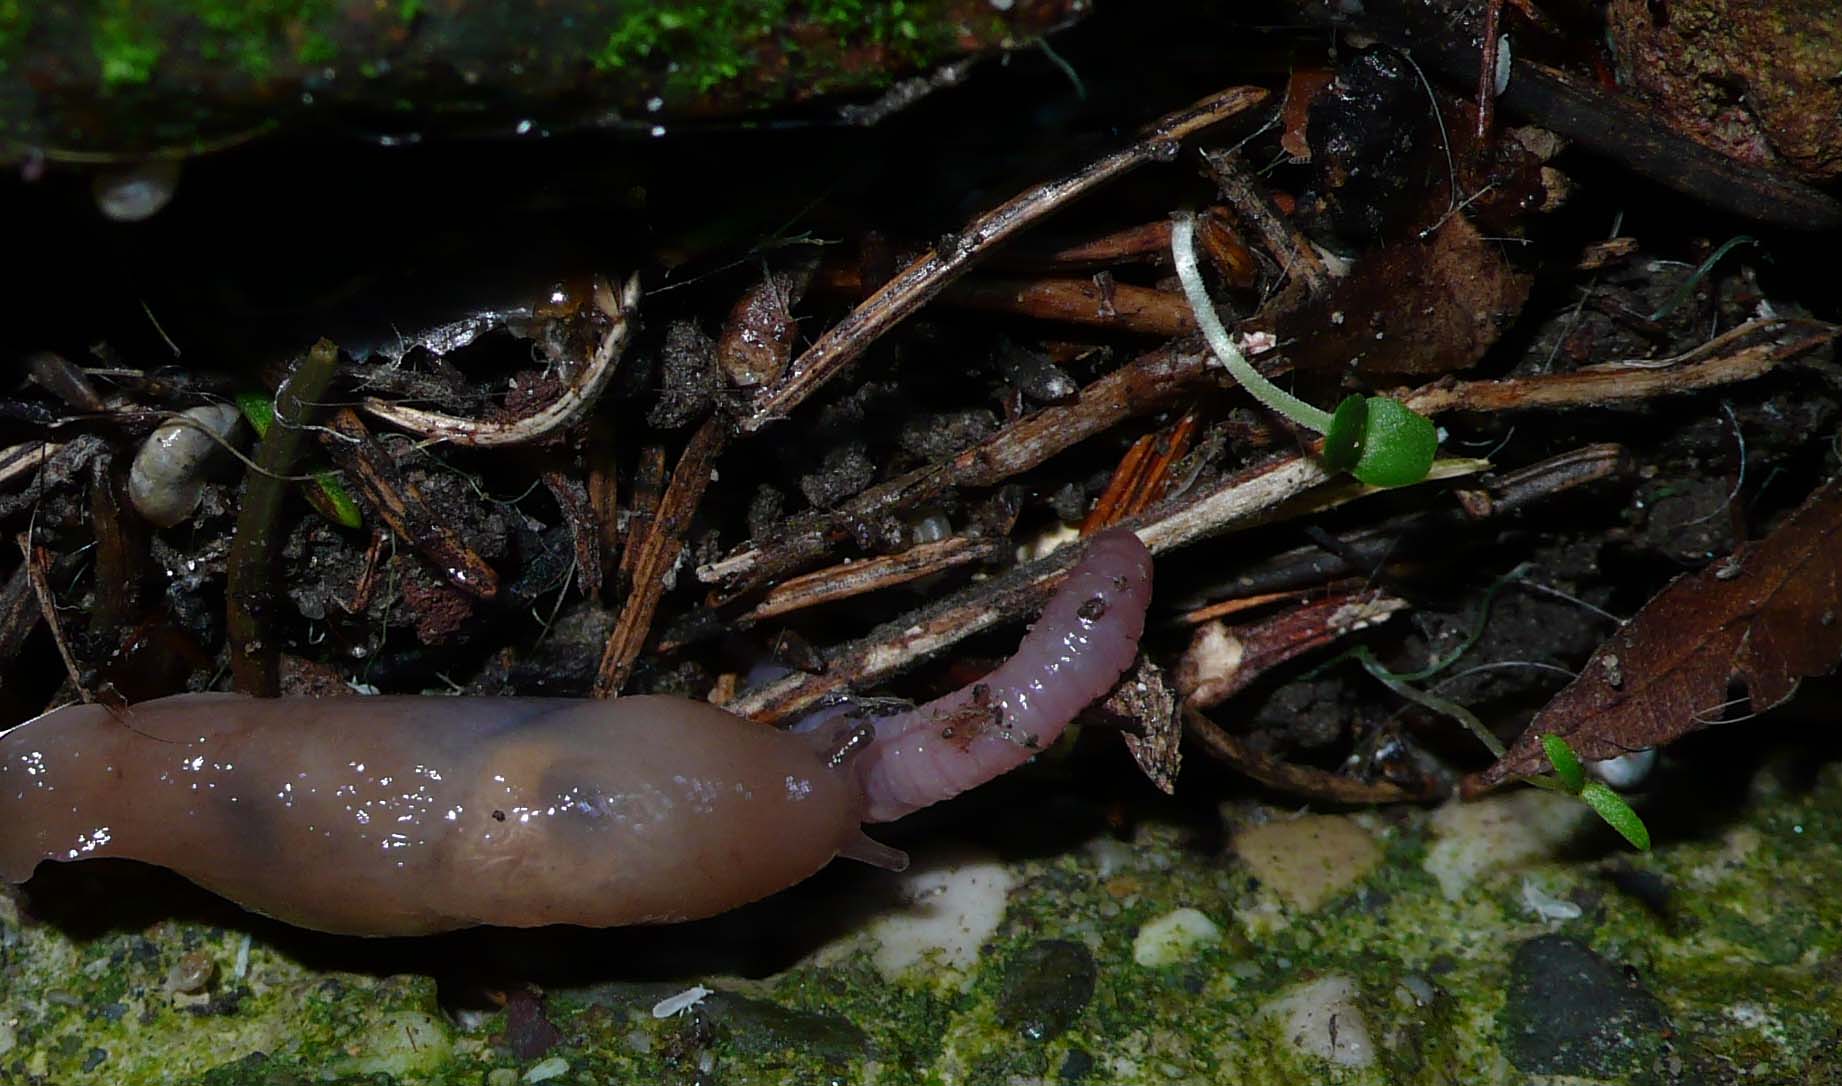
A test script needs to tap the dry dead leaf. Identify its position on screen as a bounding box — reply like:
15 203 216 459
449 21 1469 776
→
1278 215 1531 377
1468 473 1842 792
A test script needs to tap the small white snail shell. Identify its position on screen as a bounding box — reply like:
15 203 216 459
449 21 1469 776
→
128 404 244 528
1588 748 1658 791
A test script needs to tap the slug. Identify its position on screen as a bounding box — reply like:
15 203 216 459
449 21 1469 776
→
0 529 1150 936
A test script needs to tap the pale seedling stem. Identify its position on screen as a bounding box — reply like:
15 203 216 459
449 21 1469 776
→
1171 211 1334 433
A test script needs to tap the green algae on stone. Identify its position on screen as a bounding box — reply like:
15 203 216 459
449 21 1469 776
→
8 758 1842 1084
0 0 1084 164
995 938 1098 1042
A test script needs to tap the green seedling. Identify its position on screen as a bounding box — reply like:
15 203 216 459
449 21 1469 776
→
1334 567 1649 852
236 392 364 529
1536 734 1651 851
1170 211 1438 487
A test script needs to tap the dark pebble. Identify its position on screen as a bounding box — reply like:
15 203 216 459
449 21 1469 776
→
1501 935 1675 1080
997 939 1098 1042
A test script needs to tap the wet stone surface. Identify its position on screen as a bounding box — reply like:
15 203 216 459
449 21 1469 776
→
1501 935 1676 1082
995 939 1099 1043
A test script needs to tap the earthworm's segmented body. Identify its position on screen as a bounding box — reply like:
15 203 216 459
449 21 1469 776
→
1 530 1152 935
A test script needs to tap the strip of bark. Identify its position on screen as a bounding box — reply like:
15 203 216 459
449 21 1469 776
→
1182 702 1434 803
1402 319 1838 416
741 534 1001 624
0 561 39 684
319 408 501 600
701 343 1215 596
16 534 91 704
738 85 1269 432
593 416 728 698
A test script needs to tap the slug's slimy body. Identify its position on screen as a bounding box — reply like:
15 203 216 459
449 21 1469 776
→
1 530 1152 936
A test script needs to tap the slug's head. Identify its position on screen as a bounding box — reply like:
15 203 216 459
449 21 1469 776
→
798 715 909 872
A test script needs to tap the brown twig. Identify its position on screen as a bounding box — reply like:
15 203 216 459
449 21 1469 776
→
228 339 340 697
345 527 390 614
943 277 1194 336
1402 318 1839 416
320 408 501 600
1007 219 1182 270
586 431 621 598
1082 410 1199 534
619 445 668 592
740 534 1002 625
593 416 728 698
1474 0 1503 141
1176 589 1407 710
1182 702 1433 803
542 470 602 601
701 343 1216 595
1200 148 1331 296
1179 587 1315 626
738 85 1270 432
17 532 90 704
813 264 1196 337
997 212 1257 288
0 560 41 682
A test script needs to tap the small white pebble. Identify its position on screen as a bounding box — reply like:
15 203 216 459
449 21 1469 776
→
1132 907 1221 967
522 1056 569 1083
867 850 1014 978
1263 974 1376 1068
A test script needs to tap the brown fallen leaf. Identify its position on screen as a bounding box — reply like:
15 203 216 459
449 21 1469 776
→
1467 473 1842 793
1276 215 1531 377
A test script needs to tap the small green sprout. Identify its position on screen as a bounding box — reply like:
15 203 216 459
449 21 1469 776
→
1333 569 1650 853
1170 211 1439 487
1536 734 1651 851
236 392 364 529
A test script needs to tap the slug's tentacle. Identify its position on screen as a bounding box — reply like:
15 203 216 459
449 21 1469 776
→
855 527 1153 823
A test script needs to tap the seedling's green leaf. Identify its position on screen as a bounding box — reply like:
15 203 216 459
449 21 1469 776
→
1541 734 1586 794
1350 397 1437 487
238 389 363 529
1580 781 1651 851
236 392 277 436
313 471 365 528
1323 395 1367 472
